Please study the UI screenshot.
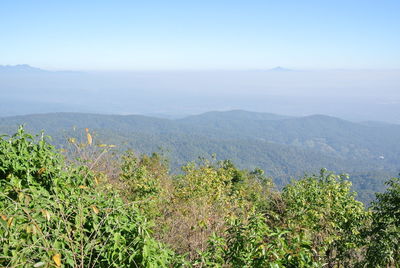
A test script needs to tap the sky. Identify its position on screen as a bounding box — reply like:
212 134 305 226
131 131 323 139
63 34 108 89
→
1 0 400 70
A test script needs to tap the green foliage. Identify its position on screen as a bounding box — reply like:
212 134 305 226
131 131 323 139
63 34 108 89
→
151 159 274 260
0 126 64 194
365 177 400 267
119 150 172 221
120 151 164 200
197 170 370 267
281 169 368 266
198 213 319 267
2 127 399 267
1 111 398 205
0 127 179 267
174 159 272 209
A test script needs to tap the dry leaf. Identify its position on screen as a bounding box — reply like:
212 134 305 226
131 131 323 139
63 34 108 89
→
41 209 51 221
52 253 61 267
87 132 92 145
91 205 99 214
7 217 13 227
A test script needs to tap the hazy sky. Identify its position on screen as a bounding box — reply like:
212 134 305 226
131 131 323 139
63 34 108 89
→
1 0 400 70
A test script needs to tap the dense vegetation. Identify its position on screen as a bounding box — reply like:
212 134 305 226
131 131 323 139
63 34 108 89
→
0 110 399 204
1 128 399 267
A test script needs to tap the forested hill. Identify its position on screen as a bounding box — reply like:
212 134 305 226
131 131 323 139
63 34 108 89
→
0 110 399 204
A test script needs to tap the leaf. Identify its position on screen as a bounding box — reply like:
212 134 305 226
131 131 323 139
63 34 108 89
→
18 192 25 201
79 185 88 189
38 167 46 175
1 214 7 221
34 262 46 267
91 205 99 214
7 217 13 227
41 209 51 221
53 253 61 267
87 132 92 146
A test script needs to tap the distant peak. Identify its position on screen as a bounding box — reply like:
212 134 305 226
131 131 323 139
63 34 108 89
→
269 66 292 72
0 64 83 74
0 64 46 73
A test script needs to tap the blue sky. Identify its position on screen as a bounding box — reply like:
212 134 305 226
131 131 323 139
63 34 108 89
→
1 0 399 70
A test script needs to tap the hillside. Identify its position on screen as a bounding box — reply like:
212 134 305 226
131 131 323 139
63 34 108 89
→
0 110 399 203
3 126 399 266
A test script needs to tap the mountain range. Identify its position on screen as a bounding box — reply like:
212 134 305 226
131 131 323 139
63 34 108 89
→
0 110 398 204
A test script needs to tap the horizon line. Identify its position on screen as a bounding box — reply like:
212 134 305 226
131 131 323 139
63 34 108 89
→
2 64 400 72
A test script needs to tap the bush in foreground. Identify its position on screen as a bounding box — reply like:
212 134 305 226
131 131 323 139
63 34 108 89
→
0 127 179 267
1 127 400 267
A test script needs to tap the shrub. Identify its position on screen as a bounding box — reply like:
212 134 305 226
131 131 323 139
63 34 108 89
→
0 127 179 267
281 169 368 266
365 177 400 267
197 213 319 267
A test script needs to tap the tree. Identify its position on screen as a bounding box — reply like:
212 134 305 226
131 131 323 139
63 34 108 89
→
281 169 368 267
365 177 400 267
198 213 319 267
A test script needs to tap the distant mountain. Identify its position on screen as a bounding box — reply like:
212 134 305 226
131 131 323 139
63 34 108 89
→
0 64 48 73
180 110 291 123
0 64 84 74
269 66 293 72
0 110 398 204
359 121 397 127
